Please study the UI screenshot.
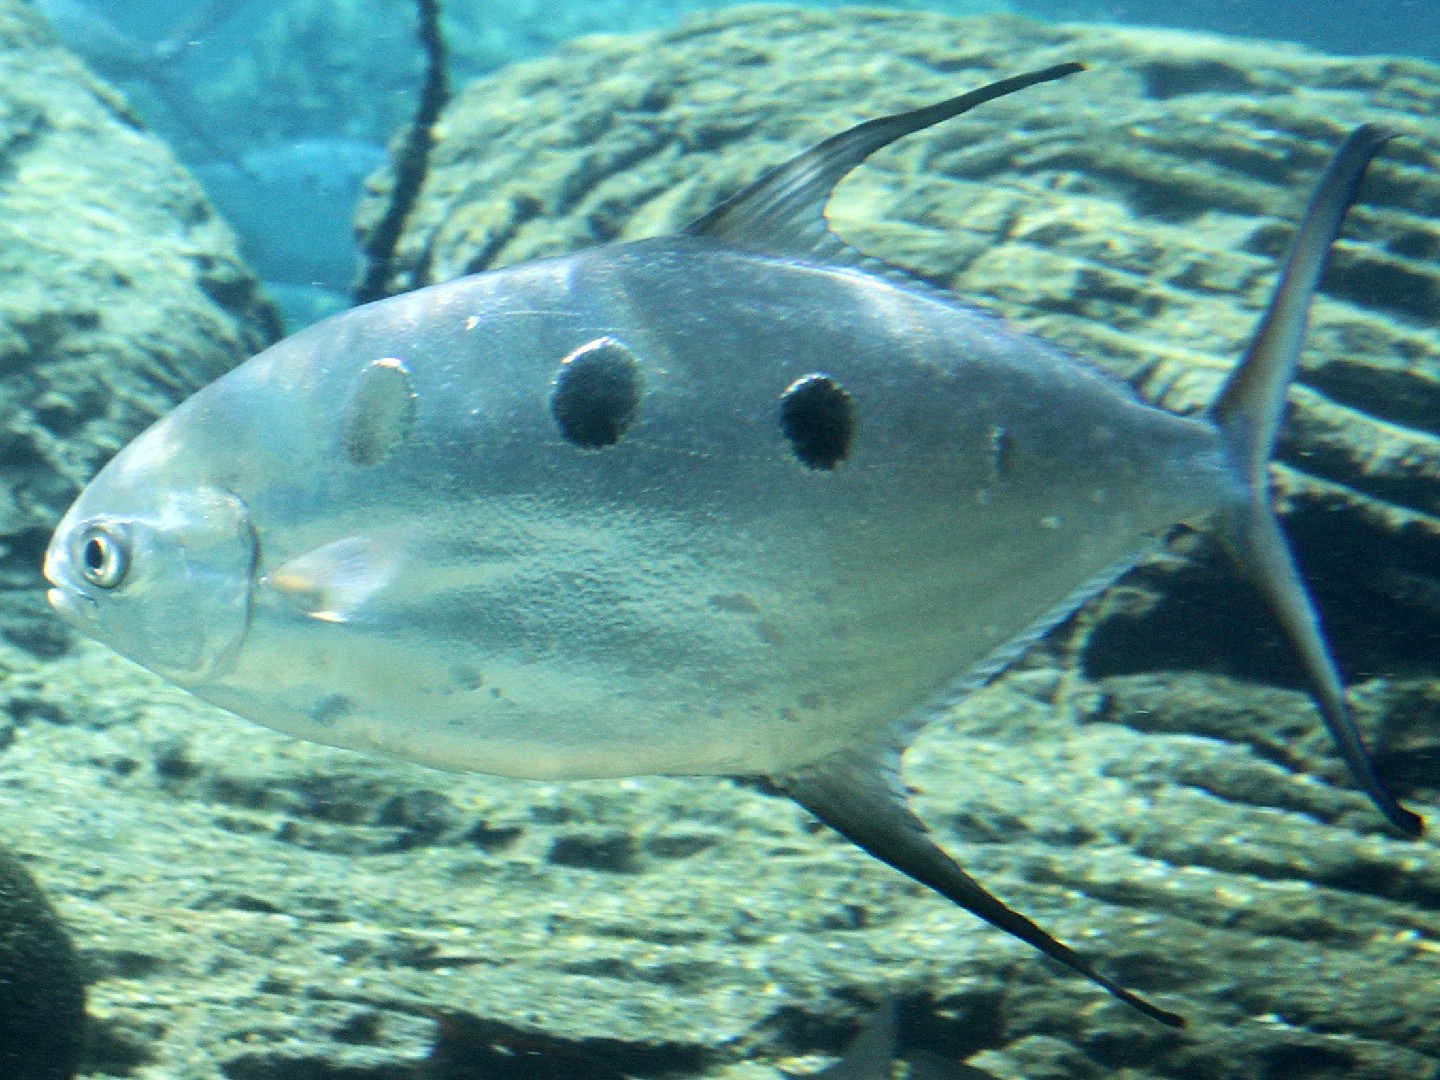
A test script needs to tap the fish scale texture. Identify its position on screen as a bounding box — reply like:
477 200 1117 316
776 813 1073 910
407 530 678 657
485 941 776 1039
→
0 0 280 656
2 5 1439 1080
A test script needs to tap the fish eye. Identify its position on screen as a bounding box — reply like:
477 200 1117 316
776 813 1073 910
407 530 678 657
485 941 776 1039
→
75 524 130 589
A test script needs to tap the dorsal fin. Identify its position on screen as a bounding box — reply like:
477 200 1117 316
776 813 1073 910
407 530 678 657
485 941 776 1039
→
682 63 1084 262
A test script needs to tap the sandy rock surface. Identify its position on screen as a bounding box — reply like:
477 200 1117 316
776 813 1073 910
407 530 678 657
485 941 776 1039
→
3 7 1438 1080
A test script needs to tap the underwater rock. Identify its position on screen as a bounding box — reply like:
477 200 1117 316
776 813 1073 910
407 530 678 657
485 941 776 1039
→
0 0 280 654
3 6 1438 1079
5 639 1440 1078
0 843 86 1080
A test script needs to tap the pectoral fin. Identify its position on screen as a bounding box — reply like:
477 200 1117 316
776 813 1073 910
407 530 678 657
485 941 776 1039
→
262 535 399 623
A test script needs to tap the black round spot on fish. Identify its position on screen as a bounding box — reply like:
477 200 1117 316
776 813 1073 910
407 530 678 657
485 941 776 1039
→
780 374 853 470
550 337 644 449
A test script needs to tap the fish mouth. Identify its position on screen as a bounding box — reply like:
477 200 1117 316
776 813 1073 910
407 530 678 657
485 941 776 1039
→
46 584 97 624
42 541 95 624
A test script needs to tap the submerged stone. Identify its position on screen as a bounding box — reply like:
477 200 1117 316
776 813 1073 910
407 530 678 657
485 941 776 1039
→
2 7 1436 1079
0 844 85 1080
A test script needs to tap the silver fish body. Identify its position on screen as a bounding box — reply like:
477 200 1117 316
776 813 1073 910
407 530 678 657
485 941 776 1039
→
45 236 1232 781
44 65 1421 1026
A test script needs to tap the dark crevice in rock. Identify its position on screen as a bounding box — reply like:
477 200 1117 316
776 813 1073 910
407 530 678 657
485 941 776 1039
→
462 820 523 853
1104 756 1355 829
0 104 47 186
1322 250 1440 324
0 590 72 659
1116 827 1440 911
760 993 1014 1073
546 829 641 873
221 1054 414 1080
423 1011 707 1080
553 132 673 223
1303 362 1440 438
1256 1041 1360 1080
1085 164 1244 222
1386 226 1440 261
1137 58 1260 100
1080 511 1440 695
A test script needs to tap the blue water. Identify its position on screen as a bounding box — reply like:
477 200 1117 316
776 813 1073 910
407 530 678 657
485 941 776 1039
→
37 0 1436 329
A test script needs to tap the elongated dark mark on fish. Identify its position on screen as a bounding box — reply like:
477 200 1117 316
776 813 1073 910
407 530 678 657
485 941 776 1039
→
989 424 1013 482
354 0 450 304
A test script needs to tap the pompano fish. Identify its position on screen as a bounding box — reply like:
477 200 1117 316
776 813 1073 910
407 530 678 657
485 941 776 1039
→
44 64 1423 1028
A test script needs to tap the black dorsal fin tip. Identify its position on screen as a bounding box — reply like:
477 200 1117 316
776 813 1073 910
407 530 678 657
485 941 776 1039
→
684 63 1086 261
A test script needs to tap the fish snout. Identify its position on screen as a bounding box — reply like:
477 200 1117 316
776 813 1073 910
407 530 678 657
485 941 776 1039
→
42 526 99 626
40 488 259 683
46 585 98 625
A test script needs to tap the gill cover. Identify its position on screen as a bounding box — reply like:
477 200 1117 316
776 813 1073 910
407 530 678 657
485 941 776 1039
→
46 487 256 683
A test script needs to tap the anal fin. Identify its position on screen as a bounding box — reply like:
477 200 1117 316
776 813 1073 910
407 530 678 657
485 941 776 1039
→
772 748 1185 1029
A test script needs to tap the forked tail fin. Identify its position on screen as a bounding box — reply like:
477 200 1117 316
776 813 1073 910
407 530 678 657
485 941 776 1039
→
1209 125 1423 838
